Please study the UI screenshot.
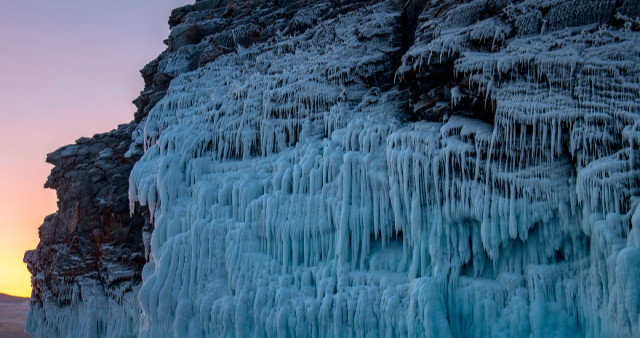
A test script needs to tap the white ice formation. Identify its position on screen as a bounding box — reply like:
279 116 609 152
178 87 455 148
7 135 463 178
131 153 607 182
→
127 1 640 337
29 0 640 337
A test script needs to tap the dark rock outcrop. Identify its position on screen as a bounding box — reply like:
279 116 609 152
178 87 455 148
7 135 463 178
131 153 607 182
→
132 0 391 123
24 123 149 336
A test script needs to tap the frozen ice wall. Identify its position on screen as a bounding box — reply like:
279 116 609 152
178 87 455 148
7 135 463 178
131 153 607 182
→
125 0 640 337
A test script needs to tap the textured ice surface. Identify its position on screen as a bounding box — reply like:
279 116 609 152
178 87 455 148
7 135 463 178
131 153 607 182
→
25 284 140 338
126 1 640 337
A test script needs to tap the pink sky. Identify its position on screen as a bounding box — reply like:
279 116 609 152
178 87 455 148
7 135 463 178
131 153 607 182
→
0 0 191 297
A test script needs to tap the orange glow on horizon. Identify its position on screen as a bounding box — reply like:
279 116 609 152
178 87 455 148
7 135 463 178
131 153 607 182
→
0 158 56 298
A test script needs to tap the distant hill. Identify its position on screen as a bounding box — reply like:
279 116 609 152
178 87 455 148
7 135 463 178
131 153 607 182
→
0 293 29 338
0 293 29 304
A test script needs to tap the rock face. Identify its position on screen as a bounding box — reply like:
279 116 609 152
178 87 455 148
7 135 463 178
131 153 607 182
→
27 0 640 337
24 123 149 337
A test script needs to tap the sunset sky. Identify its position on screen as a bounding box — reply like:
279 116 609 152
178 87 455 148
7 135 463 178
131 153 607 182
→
0 0 191 298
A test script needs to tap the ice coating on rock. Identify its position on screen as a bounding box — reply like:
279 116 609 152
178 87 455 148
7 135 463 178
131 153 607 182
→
125 1 640 337
26 0 640 337
130 1 640 336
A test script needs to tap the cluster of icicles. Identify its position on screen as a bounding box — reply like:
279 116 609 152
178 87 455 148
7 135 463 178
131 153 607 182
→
124 1 640 337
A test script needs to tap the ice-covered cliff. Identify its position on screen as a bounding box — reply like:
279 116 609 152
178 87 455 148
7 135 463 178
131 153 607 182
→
27 0 640 337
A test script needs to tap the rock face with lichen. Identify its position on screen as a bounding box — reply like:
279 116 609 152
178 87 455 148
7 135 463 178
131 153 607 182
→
26 1 640 337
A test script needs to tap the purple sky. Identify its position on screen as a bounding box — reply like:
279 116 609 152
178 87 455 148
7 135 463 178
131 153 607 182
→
0 0 191 297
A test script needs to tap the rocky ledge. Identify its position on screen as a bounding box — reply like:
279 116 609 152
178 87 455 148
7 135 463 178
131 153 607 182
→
24 123 150 336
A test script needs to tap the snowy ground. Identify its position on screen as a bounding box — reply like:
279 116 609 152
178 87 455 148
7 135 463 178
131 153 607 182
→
0 294 29 338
